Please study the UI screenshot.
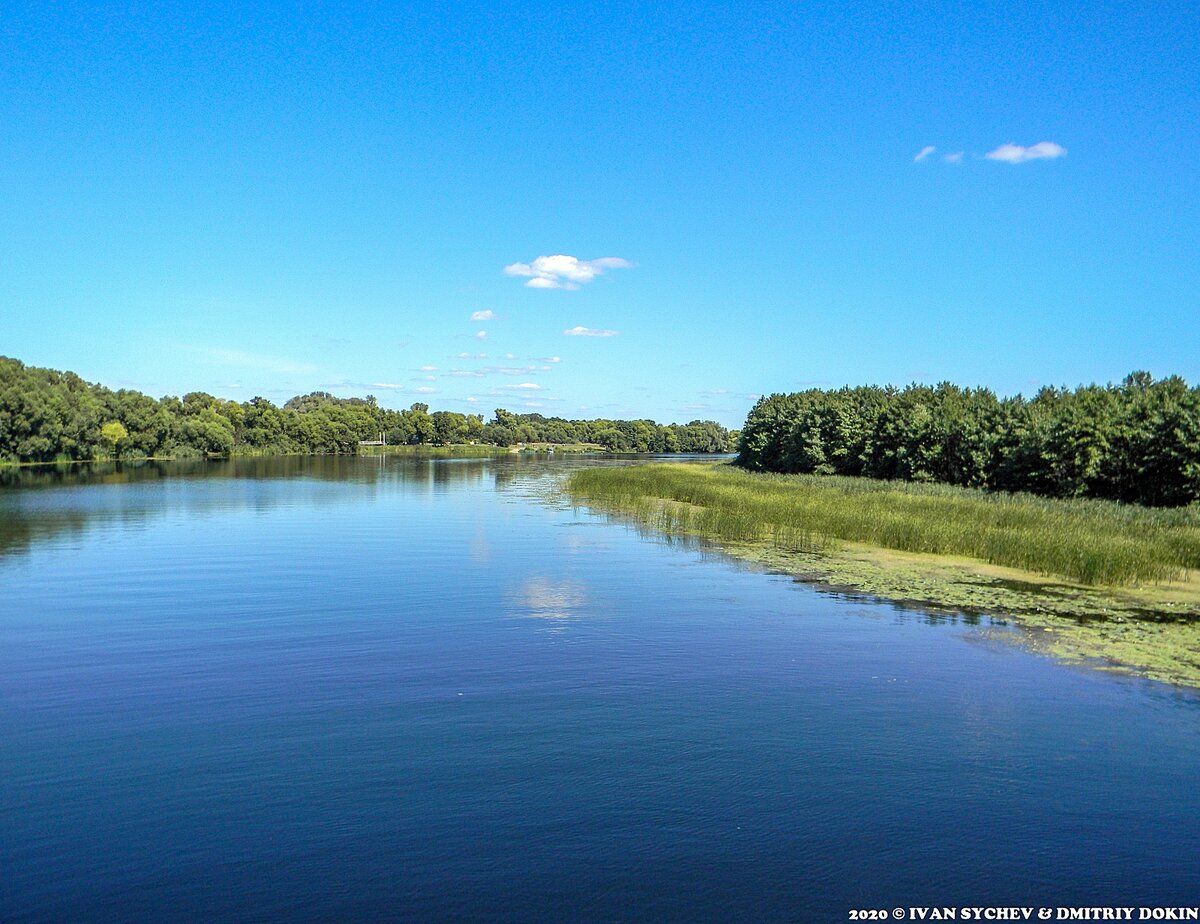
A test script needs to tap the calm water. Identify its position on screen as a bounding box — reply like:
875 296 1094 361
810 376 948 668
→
2 456 1198 923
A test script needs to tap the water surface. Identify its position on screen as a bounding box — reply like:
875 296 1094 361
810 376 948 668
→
2 456 1198 922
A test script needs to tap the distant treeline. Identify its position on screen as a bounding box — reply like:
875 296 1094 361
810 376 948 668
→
737 373 1200 507
0 356 735 463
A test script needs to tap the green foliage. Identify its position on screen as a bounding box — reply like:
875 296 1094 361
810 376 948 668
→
477 410 734 454
738 374 1200 507
568 463 1200 587
0 356 735 464
99 421 128 457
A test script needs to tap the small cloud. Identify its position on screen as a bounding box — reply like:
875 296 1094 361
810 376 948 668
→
537 356 562 364
457 352 488 359
914 145 936 163
943 151 964 164
470 310 496 321
504 254 634 290
373 383 407 390
474 330 487 340
414 375 436 381
415 386 437 394
419 365 437 371
563 326 619 337
447 370 485 378
496 382 542 391
701 388 729 396
984 141 1067 164
466 395 478 403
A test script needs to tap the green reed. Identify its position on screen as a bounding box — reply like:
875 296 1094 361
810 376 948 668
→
567 463 1200 587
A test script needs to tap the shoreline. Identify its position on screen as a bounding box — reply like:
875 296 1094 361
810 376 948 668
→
567 465 1200 688
0 442 654 469
724 538 1200 688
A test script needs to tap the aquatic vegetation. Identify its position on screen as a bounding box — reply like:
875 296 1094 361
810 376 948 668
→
567 461 1200 685
567 462 1200 587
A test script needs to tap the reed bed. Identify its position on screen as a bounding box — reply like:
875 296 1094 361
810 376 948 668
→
567 463 1200 587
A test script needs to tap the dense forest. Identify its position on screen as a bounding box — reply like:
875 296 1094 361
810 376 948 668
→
736 373 1200 507
0 356 735 463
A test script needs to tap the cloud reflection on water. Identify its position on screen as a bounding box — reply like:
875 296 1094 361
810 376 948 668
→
519 576 587 621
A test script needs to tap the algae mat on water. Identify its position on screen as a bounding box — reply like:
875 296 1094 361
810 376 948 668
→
566 463 1200 688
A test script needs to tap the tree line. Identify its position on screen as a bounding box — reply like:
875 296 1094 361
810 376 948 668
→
0 356 735 463
736 372 1200 507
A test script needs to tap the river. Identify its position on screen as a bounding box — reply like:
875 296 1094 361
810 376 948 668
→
2 455 1198 922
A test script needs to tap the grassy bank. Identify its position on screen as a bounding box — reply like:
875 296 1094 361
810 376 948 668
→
566 462 1200 686
568 462 1200 586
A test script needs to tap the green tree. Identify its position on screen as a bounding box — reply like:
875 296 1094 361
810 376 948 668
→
99 421 128 458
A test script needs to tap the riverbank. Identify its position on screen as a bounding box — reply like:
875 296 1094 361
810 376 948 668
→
566 462 1200 686
357 441 608 456
0 442 616 469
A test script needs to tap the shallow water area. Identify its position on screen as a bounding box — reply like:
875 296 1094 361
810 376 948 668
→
2 455 1198 923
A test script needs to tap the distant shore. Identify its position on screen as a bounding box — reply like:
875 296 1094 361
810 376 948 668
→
0 442 613 469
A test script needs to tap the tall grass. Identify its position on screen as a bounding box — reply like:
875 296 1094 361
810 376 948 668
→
567 463 1200 587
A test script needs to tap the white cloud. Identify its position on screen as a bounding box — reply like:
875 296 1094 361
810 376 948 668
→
538 356 561 363
373 382 406 389
466 396 477 403
914 145 936 163
514 383 540 390
419 365 437 371
457 352 487 359
563 326 619 337
474 330 487 340
470 310 496 321
504 254 634 290
415 386 436 394
944 151 964 164
985 141 1067 164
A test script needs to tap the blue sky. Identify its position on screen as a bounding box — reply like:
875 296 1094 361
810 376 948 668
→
1 2 1197 427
